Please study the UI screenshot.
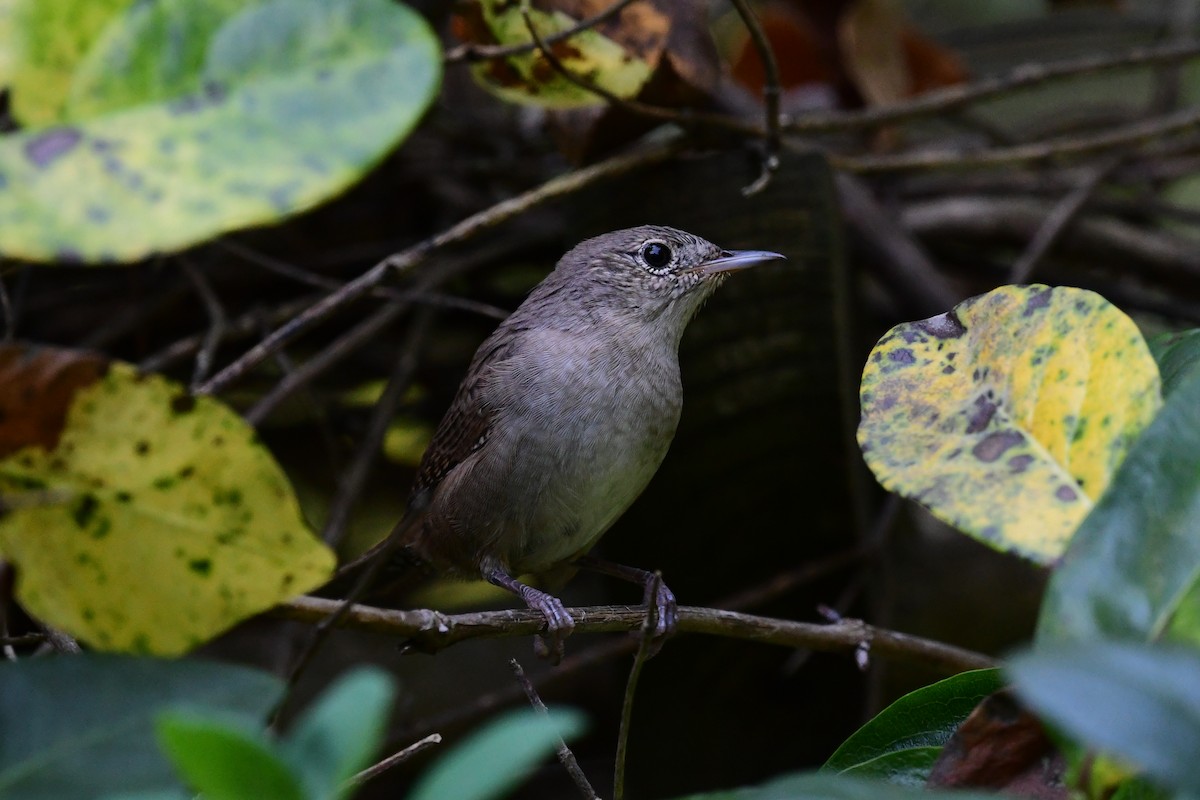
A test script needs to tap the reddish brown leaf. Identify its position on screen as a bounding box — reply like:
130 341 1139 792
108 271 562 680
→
0 345 109 459
928 689 1068 799
727 0 966 108
901 25 969 95
544 0 722 162
728 3 842 96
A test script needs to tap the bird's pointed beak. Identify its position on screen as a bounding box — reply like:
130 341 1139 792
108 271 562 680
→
693 249 786 276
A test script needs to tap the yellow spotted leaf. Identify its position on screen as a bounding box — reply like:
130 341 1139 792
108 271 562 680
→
2 0 136 125
858 285 1161 563
0 344 334 654
459 0 654 109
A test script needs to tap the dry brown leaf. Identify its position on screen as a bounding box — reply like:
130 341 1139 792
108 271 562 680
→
927 689 1068 799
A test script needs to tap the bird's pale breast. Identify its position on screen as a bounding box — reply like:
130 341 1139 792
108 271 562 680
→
430 327 683 575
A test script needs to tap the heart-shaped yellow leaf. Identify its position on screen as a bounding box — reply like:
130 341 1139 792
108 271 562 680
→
858 285 1161 563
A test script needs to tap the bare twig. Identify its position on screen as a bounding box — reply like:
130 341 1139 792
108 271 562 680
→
142 291 505 375
902 195 1200 285
788 39 1200 134
196 134 688 397
273 598 997 674
319 310 434 549
838 105 1200 173
613 574 659 800
274 511 420 730
141 295 319 372
343 733 442 789
181 260 227 389
727 0 781 195
835 171 960 315
268 315 435 726
217 238 348 290
245 303 402 425
510 659 599 799
445 0 640 64
1009 156 1122 283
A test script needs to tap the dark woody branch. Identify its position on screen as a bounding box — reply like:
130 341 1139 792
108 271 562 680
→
273 596 997 674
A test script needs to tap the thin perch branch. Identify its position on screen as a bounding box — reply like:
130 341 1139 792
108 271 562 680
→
273 598 997 674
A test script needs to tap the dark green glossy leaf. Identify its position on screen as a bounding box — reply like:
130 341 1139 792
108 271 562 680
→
1149 329 1200 398
408 708 585 800
278 667 396 799
835 748 942 787
0 655 282 800
1036 367 1200 645
1009 643 1200 794
155 713 303 800
673 772 1020 799
824 669 1004 784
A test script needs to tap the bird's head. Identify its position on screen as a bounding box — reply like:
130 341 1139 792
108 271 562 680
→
555 225 785 332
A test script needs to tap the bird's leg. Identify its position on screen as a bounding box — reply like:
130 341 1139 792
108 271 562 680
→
484 567 575 664
573 555 677 646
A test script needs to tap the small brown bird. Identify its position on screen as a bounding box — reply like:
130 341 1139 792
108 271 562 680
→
357 225 783 660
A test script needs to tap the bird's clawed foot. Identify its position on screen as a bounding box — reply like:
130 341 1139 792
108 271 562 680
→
573 555 678 657
639 574 676 657
525 587 575 664
485 568 575 664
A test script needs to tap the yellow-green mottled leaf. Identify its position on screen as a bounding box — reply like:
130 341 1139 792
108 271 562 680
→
0 0 441 263
858 285 1161 563
66 0 248 118
2 0 136 126
467 1 652 109
0 344 334 655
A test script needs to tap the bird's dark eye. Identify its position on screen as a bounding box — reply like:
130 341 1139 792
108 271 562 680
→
640 241 672 270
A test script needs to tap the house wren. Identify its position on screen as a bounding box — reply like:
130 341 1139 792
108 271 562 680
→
361 225 783 660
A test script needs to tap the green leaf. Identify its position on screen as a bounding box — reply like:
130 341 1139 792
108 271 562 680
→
156 713 303 800
2 0 136 125
468 0 652 109
1036 365 1200 645
824 669 1004 785
0 344 334 655
278 667 396 799
833 749 943 787
409 708 586 800
1009 643 1200 794
0 654 282 800
65 0 247 118
673 772 1020 799
858 285 1161 563
0 0 441 262
1149 329 1200 398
